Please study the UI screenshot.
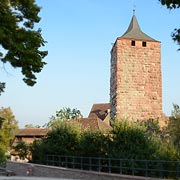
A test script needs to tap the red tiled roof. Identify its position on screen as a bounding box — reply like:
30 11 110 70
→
72 118 112 131
88 103 110 120
16 128 49 137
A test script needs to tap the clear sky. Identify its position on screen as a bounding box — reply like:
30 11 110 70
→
1 0 180 128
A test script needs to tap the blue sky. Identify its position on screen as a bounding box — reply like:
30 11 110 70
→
1 0 180 128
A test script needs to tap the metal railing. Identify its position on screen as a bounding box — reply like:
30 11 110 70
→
0 161 7 176
45 155 180 179
0 161 6 168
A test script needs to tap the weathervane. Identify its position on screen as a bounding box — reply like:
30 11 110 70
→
133 0 136 15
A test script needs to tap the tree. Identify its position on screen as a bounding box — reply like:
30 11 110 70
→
110 119 177 160
79 130 110 158
159 0 180 9
31 121 82 163
0 107 18 162
159 0 180 50
0 117 5 129
0 83 5 96
166 104 180 148
46 107 83 128
31 118 177 165
171 103 180 119
24 124 41 128
12 141 30 161
0 0 48 91
0 144 6 163
0 107 19 148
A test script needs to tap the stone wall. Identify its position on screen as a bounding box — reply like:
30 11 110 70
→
6 161 160 180
110 38 163 121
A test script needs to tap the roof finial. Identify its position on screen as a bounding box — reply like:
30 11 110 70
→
133 8 135 15
133 0 136 15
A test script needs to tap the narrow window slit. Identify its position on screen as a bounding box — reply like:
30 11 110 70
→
131 40 135 46
142 41 147 47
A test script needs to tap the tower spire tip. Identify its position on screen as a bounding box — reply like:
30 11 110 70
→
133 1 136 15
133 8 135 15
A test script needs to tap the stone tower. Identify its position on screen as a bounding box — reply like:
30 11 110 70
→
110 13 162 120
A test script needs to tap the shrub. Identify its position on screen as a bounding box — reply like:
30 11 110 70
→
31 118 178 164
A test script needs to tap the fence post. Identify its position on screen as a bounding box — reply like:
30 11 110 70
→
65 156 67 168
108 158 111 173
72 156 75 169
58 155 60 167
119 159 122 174
159 161 163 178
176 161 179 179
145 160 148 177
52 155 54 166
131 159 134 176
81 157 83 170
46 155 48 165
89 157 92 171
98 158 101 172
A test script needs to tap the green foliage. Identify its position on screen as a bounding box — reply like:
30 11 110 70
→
110 119 157 159
0 0 47 86
166 104 180 148
46 122 81 155
0 148 6 163
137 118 166 140
0 117 5 129
45 107 83 129
159 0 180 9
0 107 19 162
24 124 41 128
0 134 6 163
156 141 177 161
171 103 180 118
79 130 110 157
31 118 177 163
13 141 30 160
0 107 19 148
159 0 180 50
138 119 160 134
31 121 82 163
0 82 5 95
30 139 47 164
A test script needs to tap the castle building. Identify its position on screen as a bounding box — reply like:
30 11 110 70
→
110 13 163 120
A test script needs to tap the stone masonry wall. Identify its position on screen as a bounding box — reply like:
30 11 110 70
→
110 38 162 120
6 161 159 180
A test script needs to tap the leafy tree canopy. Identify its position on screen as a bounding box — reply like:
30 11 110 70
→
12 141 30 161
0 107 19 148
159 0 180 50
160 0 180 9
171 103 180 119
0 0 48 90
0 83 5 96
166 104 180 148
24 124 41 128
31 118 177 164
45 107 83 128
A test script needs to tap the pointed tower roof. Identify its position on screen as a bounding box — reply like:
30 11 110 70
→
121 14 157 41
